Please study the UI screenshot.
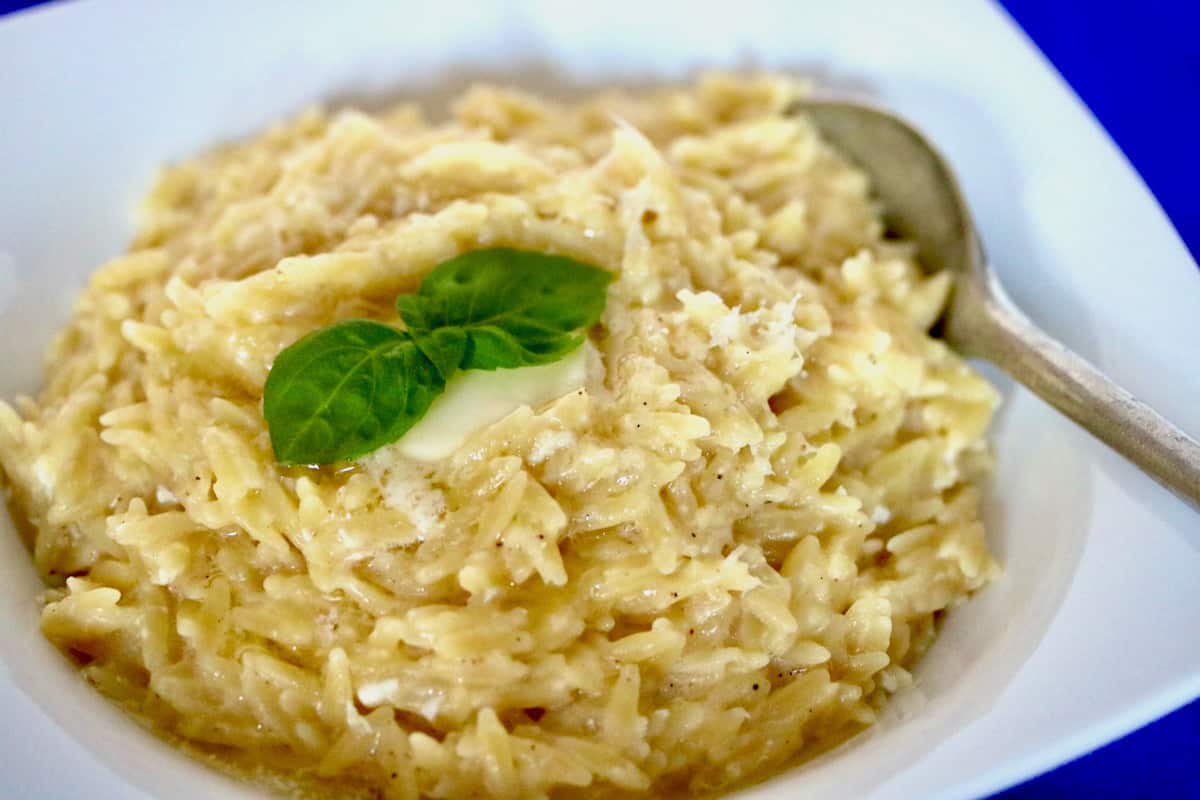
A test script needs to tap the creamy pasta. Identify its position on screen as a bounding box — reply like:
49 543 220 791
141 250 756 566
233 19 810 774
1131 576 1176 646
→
0 75 999 798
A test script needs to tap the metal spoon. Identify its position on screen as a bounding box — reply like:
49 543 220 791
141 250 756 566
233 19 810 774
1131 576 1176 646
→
794 98 1200 510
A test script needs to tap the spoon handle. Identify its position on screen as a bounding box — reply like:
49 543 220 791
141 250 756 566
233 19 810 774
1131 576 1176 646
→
967 293 1200 511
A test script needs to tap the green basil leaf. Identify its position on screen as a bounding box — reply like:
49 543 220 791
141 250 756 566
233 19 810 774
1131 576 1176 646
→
397 248 612 370
262 248 611 466
410 327 467 383
263 320 446 466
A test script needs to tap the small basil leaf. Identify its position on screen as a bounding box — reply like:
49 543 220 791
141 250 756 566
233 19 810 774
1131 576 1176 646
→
395 293 437 332
410 327 467 383
397 248 612 370
263 320 446 466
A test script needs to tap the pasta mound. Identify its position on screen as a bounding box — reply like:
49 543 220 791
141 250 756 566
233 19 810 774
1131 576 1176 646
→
0 75 999 798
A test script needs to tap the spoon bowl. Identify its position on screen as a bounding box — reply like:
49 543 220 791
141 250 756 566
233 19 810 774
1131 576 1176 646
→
794 98 1200 510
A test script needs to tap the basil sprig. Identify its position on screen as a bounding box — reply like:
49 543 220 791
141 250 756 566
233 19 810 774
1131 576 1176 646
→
263 248 611 466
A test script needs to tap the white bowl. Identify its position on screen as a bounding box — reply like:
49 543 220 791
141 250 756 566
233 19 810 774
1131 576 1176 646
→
2 2 1198 798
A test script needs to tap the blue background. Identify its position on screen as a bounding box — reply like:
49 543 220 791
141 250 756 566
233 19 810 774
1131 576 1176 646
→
1 0 1197 797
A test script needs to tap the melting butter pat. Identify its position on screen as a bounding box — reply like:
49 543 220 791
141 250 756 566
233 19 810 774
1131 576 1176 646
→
396 343 589 461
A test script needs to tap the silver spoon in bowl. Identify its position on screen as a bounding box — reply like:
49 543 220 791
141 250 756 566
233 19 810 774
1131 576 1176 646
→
794 99 1200 510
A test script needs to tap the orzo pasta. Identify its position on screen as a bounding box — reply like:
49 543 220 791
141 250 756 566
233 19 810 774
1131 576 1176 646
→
0 74 999 798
